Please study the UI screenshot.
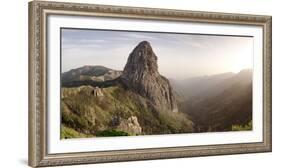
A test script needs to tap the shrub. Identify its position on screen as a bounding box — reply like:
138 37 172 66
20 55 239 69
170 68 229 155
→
232 120 252 131
61 125 92 139
96 129 129 137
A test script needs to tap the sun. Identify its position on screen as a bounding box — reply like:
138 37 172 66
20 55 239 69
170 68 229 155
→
230 48 253 73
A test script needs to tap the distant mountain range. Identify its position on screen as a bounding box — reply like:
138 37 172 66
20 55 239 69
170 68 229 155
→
171 69 252 100
62 65 122 84
61 41 252 138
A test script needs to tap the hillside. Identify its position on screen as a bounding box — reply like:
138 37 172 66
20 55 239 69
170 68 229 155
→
61 85 193 138
178 70 253 132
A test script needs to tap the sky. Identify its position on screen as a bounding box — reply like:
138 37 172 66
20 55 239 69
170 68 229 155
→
61 28 253 80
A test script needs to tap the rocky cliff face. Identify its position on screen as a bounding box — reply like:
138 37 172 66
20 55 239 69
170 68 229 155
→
120 41 178 113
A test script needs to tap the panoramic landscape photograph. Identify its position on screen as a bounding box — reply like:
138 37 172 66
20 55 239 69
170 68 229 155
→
60 28 253 139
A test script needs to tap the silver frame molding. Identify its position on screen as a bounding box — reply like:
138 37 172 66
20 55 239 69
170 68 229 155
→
28 1 272 167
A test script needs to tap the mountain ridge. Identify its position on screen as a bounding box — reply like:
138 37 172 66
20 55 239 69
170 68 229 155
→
171 69 252 100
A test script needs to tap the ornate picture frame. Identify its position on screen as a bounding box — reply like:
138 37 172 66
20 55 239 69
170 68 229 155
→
28 1 272 167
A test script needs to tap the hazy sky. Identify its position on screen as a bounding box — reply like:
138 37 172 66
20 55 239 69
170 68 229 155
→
61 28 253 79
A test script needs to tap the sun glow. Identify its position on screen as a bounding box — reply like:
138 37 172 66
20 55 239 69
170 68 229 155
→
229 43 253 73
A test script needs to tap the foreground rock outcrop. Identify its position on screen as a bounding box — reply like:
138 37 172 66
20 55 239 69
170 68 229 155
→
92 86 104 97
117 116 142 135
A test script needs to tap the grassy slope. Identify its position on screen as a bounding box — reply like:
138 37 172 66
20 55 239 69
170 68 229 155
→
61 125 93 139
61 85 194 138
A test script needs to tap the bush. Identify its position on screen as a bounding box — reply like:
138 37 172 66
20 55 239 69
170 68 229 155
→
61 125 91 139
232 120 252 131
96 129 129 137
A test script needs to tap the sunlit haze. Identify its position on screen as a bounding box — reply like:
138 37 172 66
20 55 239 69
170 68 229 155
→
62 28 253 80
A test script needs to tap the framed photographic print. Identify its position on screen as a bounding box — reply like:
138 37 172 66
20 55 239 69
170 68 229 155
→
28 0 272 167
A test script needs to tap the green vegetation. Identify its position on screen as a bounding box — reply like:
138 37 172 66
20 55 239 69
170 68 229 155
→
61 125 92 139
96 129 129 137
231 120 252 131
61 85 194 138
